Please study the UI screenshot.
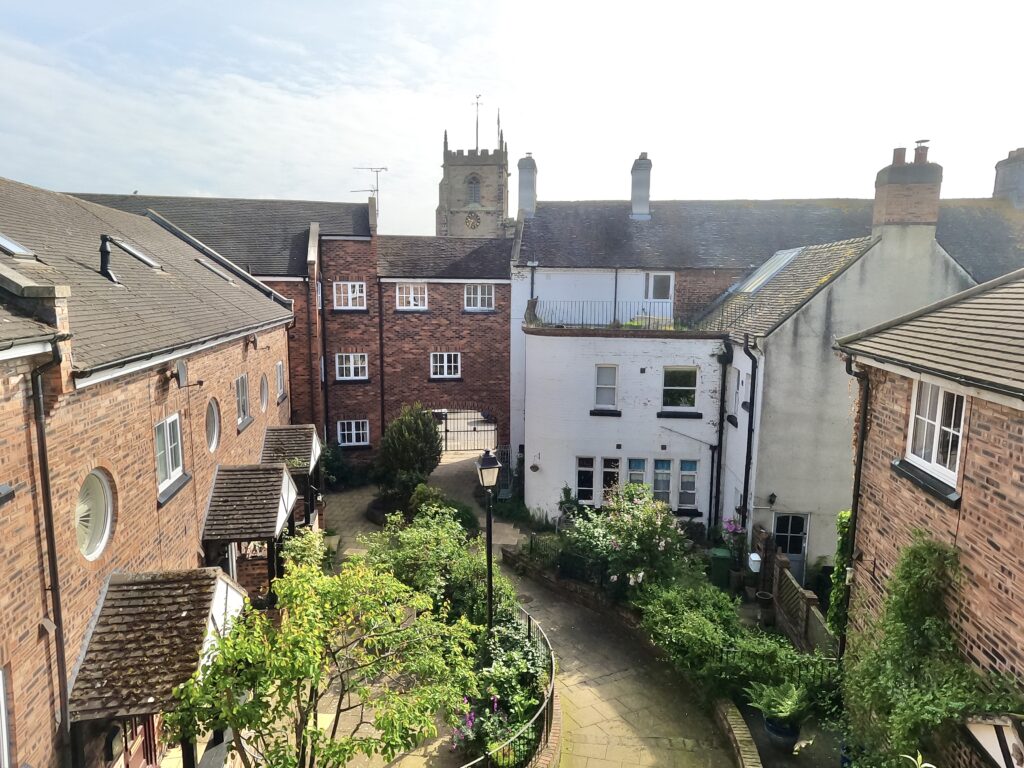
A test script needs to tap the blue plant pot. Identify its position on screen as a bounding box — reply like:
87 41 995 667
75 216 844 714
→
763 715 801 752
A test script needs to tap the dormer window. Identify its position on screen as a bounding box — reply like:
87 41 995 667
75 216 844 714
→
467 175 481 205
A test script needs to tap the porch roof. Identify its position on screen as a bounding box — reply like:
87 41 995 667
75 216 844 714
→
202 464 298 541
260 424 321 476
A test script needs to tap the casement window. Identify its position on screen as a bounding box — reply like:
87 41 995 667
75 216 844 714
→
333 281 366 310
906 380 965 485
645 272 673 301
0 668 11 768
155 414 184 492
396 283 428 310
275 361 286 400
595 365 617 408
663 367 698 408
653 459 672 504
336 353 369 380
430 352 461 379
627 458 646 485
337 419 370 446
576 457 595 504
235 374 250 426
602 458 620 498
464 283 495 311
259 374 269 412
678 460 698 510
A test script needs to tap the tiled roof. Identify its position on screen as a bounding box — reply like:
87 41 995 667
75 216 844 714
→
73 193 371 277
517 199 1024 283
203 464 297 541
377 236 512 279
697 237 877 335
69 569 232 721
0 303 56 346
0 178 292 373
837 266 1024 400
261 424 321 476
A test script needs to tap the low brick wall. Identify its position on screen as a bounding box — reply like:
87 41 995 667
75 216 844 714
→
713 699 763 768
532 687 562 768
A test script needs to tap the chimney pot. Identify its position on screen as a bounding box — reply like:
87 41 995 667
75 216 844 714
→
873 145 942 230
892 147 907 166
630 152 652 220
914 140 930 164
994 147 1024 208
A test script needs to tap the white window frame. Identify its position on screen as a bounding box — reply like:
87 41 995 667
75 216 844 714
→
396 283 428 310
430 352 462 379
601 458 621 502
595 365 617 409
155 413 184 492
464 283 495 311
678 460 698 511
645 272 674 301
275 360 286 399
316 280 322 310
333 281 366 310
0 668 10 768
905 380 966 486
653 459 672 505
576 457 595 505
337 419 370 446
627 458 647 485
205 398 220 453
235 374 250 425
663 366 698 409
335 352 369 381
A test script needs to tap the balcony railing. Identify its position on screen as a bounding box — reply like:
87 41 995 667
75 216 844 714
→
525 298 688 331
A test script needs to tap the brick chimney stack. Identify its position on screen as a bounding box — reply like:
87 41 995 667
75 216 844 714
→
993 148 1024 209
872 141 942 232
518 153 537 219
630 152 652 221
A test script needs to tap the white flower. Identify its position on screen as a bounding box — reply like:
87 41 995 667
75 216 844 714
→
628 574 636 586
637 571 645 583
609 574 618 583
658 539 667 551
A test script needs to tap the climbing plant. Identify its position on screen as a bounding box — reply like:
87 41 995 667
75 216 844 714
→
827 509 852 636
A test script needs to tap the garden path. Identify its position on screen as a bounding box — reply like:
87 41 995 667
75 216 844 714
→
322 452 733 768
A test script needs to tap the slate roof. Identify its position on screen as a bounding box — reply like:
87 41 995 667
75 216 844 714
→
203 464 295 541
377 236 512 279
0 303 57 346
74 193 371 277
0 178 293 373
517 199 1024 284
261 424 321 476
836 266 1024 400
698 237 877 335
69 569 226 721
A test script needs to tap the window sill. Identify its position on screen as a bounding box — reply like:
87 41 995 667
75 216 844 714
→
396 308 429 313
331 308 369 314
157 472 192 508
277 392 288 404
890 459 961 508
429 377 463 382
339 444 373 451
462 308 496 315
590 409 622 417
657 410 703 420
674 508 701 519
335 378 372 385
237 415 254 434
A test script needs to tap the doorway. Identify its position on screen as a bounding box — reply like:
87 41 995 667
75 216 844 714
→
773 513 809 586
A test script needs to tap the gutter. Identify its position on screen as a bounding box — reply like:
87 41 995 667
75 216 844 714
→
740 334 759 528
713 341 733 528
32 338 72 764
839 356 870 658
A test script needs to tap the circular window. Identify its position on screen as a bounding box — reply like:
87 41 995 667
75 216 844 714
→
75 471 112 560
206 398 220 452
260 374 269 412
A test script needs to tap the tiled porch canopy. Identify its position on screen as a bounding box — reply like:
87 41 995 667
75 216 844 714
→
202 464 298 542
68 568 245 722
261 424 322 477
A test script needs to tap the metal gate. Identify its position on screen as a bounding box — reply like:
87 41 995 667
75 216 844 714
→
429 402 498 452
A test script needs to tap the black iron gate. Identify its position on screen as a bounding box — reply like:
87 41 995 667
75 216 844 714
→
429 402 498 452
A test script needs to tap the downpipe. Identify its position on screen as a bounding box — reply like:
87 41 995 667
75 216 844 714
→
740 335 759 529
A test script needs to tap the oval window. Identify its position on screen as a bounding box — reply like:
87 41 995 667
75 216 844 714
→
206 398 220 452
260 374 269 413
76 470 113 560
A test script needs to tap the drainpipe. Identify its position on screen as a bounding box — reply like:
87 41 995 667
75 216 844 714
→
32 340 72 764
708 445 717 526
612 268 619 325
527 261 538 299
740 334 759 528
713 340 733 529
839 356 870 657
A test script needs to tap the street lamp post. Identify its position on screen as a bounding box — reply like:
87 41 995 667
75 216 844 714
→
475 449 502 633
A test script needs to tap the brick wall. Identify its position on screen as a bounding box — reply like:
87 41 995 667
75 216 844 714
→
268 278 324 436
871 183 941 227
675 268 746 321
0 323 290 768
850 365 1024 765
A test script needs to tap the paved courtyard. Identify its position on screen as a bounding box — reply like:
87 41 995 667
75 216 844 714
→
323 452 733 768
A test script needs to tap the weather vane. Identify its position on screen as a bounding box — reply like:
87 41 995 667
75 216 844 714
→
472 94 483 151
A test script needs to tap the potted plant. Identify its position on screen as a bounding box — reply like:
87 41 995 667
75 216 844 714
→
745 681 810 752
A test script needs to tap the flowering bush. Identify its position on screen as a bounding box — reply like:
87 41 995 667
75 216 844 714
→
720 517 746 568
563 484 691 590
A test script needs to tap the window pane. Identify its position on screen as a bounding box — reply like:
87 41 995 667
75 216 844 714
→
168 419 182 472
940 392 963 431
680 460 698 472
663 389 696 407
917 382 939 420
939 430 960 471
649 273 671 300
155 423 168 483
596 366 616 386
596 387 615 406
628 458 645 484
578 457 594 469
911 419 935 461
664 369 696 388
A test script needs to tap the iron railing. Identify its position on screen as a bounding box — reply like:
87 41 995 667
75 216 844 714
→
459 607 557 768
527 299 688 331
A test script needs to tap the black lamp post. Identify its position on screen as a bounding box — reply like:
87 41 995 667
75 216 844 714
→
476 449 502 633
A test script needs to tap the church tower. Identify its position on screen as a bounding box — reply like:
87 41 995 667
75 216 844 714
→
435 130 511 238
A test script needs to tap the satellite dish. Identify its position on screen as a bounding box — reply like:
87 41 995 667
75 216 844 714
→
174 360 188 388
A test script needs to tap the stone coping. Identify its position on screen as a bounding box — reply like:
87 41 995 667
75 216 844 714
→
713 699 764 768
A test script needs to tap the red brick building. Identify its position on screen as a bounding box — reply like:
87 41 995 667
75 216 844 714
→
837 268 1024 765
0 178 300 767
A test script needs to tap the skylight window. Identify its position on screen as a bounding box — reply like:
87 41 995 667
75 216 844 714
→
0 230 35 259
738 247 803 294
197 258 236 285
110 238 161 269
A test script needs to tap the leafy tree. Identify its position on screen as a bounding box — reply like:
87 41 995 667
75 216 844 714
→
376 404 443 506
165 530 478 768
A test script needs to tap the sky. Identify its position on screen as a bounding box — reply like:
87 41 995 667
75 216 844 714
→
1 0 1022 235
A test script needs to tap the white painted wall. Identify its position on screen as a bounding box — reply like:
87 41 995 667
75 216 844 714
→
718 347 761 528
523 331 724 522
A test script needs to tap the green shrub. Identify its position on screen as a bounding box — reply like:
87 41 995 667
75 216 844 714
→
320 441 371 490
746 681 811 725
375 404 442 506
827 509 852 636
409 483 480 533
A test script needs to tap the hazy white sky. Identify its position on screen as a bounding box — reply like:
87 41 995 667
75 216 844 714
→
1 0 1022 234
